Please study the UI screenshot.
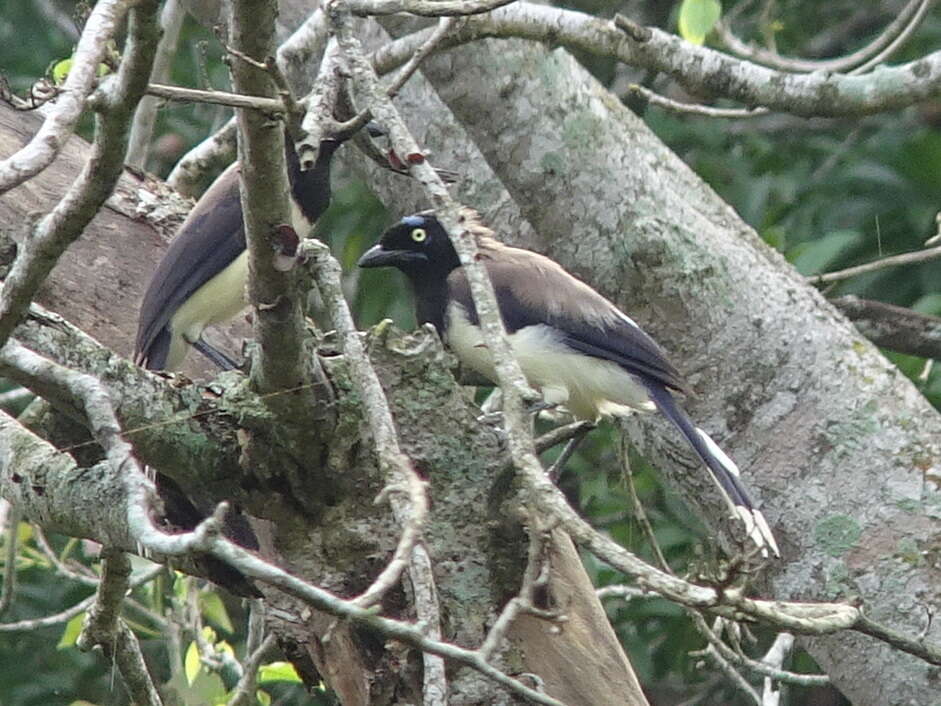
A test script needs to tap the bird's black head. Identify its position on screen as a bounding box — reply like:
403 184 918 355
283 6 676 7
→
357 212 461 279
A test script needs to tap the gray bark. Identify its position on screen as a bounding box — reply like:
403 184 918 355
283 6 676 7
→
352 35 941 706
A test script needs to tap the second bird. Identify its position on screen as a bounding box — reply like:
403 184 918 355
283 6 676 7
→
358 208 779 557
135 133 342 371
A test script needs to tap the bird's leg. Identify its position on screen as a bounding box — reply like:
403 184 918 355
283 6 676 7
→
192 339 240 370
546 423 595 483
476 394 559 427
540 421 596 482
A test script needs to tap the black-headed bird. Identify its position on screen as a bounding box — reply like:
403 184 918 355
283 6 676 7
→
135 134 341 371
358 209 779 557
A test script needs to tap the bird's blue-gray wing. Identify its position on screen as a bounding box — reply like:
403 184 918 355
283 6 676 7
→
446 248 688 394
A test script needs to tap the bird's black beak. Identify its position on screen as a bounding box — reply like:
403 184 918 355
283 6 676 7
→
358 244 427 269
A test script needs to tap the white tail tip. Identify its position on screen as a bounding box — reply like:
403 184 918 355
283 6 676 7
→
735 506 781 558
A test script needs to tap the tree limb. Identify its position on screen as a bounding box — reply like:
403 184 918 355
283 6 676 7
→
229 0 311 398
368 2 941 118
831 295 941 360
714 0 928 74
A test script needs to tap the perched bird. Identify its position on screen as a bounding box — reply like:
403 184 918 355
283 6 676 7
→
134 133 342 371
358 209 779 556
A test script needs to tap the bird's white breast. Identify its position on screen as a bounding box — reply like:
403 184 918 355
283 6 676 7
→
445 302 655 420
167 200 314 369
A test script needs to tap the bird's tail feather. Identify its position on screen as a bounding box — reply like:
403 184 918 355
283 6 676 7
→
643 383 780 557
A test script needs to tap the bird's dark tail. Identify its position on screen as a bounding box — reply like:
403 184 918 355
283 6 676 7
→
643 383 780 557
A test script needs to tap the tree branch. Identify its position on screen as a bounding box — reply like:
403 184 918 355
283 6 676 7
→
127 0 186 168
347 0 517 17
830 295 941 359
714 0 928 74
369 3 941 118
146 83 286 113
808 244 941 285
228 0 311 398
77 549 163 706
304 243 430 609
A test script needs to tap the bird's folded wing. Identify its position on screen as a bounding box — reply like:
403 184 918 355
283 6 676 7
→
446 246 688 394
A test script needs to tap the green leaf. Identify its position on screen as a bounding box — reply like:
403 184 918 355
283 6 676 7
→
16 521 33 544
199 590 234 634
678 0 722 45
185 640 201 686
788 229 862 276
51 58 72 84
911 293 941 317
256 689 272 706
258 661 303 684
57 612 85 649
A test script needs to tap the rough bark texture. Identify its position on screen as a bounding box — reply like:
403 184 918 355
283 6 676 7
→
353 36 941 705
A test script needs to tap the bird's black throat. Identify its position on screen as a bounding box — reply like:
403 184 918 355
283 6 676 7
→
409 272 451 335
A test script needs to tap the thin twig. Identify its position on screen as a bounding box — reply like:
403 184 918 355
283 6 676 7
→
808 244 941 285
479 522 558 662
714 0 928 74
849 0 934 75
0 565 163 632
34 525 99 586
227 634 276 706
346 0 517 16
627 84 769 118
146 83 285 113
386 17 460 98
0 502 21 616
534 421 595 454
689 615 761 706
623 449 671 574
695 614 829 687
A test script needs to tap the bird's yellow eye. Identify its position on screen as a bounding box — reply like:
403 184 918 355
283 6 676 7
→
411 228 427 243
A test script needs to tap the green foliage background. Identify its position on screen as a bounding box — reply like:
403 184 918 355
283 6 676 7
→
3 1 940 704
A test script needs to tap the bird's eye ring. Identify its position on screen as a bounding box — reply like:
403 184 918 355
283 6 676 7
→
411 228 427 243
